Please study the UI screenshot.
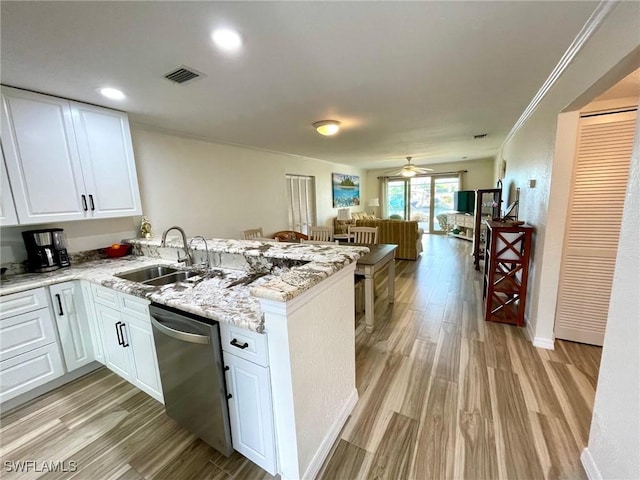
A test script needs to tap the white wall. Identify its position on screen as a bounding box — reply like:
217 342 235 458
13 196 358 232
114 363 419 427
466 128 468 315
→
131 126 367 239
497 1 639 344
583 112 639 480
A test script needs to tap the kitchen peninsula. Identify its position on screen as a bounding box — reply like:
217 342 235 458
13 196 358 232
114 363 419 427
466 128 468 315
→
0 238 370 480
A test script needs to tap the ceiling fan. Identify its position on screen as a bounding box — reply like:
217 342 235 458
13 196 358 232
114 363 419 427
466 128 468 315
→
386 157 433 177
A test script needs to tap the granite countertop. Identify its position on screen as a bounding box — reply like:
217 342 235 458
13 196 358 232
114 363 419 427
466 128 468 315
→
0 238 369 332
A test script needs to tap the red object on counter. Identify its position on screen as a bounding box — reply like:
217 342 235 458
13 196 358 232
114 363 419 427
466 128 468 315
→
104 244 131 258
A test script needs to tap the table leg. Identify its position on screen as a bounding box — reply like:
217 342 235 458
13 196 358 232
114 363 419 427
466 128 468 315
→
388 258 395 303
364 272 374 333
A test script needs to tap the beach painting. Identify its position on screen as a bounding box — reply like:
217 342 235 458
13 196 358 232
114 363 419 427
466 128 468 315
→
332 173 360 208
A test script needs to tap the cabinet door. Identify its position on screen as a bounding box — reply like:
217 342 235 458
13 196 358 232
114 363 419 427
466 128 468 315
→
223 351 276 474
127 315 163 403
1 87 87 223
70 102 142 219
81 281 104 364
49 281 94 371
0 151 18 226
94 303 132 382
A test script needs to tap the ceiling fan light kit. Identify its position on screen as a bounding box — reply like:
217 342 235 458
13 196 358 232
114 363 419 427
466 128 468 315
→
313 120 341 136
387 156 433 177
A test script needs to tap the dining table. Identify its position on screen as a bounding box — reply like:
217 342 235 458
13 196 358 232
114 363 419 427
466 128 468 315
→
353 243 397 333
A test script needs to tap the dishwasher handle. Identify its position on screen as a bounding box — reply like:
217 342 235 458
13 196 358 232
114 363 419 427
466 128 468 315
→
151 317 211 345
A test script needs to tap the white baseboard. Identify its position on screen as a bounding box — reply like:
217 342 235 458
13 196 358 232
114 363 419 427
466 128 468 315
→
533 336 555 350
302 388 359 480
525 321 555 350
581 448 603 480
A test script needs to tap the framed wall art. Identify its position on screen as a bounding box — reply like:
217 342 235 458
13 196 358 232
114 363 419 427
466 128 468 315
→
332 173 360 208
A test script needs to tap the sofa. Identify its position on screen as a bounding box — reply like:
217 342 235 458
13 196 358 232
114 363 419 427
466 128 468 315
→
333 214 424 260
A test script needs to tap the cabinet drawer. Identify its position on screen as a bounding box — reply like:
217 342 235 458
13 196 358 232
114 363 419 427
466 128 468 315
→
0 343 65 403
220 323 268 367
462 217 475 228
0 288 49 319
0 308 57 361
119 292 150 322
91 284 119 310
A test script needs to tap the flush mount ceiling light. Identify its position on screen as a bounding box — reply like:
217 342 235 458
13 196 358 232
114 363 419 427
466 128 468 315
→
313 120 341 136
98 87 125 100
212 28 243 51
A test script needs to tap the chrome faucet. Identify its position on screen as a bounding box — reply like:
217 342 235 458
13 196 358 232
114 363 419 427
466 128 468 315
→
189 236 210 270
161 226 193 266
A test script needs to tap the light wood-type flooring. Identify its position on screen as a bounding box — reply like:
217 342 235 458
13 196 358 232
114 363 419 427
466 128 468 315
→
0 236 601 480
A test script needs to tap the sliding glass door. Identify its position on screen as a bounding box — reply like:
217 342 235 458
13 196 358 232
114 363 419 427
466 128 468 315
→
433 177 458 232
386 175 459 233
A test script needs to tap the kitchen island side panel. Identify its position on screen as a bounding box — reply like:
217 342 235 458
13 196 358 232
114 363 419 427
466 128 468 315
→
261 264 357 480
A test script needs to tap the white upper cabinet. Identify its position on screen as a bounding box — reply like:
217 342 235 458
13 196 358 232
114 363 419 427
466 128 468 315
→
70 102 141 218
1 87 87 223
0 86 142 225
0 151 19 226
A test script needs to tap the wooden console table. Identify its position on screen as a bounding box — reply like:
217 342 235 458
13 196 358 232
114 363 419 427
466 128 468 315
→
482 221 532 326
446 213 474 241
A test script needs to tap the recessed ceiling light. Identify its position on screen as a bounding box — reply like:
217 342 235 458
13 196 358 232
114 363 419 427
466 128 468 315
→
313 120 341 136
212 29 243 51
98 87 125 100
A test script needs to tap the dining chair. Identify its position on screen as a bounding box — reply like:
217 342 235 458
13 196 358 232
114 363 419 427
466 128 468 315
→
272 230 309 242
308 226 334 242
242 228 264 240
300 239 339 245
348 226 378 244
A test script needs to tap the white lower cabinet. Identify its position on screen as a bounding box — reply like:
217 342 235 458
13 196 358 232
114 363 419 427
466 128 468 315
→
126 314 162 399
48 281 94 372
81 281 104 364
91 285 163 403
0 287 64 403
223 351 276 474
220 323 276 474
95 303 132 382
0 344 65 403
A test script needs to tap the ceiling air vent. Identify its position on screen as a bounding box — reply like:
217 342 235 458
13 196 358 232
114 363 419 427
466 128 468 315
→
163 66 204 84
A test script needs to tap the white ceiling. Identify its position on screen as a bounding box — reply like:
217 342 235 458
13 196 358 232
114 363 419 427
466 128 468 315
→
1 1 600 170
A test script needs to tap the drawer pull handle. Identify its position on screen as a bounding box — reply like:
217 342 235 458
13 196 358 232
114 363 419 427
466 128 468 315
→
81 195 88 211
119 322 129 347
55 294 64 316
89 194 95 211
230 338 249 349
115 321 123 346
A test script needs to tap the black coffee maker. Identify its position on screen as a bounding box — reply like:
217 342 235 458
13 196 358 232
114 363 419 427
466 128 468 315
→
22 229 71 272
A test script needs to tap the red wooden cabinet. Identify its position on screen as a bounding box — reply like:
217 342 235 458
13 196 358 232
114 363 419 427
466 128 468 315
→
482 221 533 326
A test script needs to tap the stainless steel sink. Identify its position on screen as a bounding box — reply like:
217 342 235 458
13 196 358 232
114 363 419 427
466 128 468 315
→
116 265 179 283
143 270 200 286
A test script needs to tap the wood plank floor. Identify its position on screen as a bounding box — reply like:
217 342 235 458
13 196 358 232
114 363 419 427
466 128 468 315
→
0 236 601 479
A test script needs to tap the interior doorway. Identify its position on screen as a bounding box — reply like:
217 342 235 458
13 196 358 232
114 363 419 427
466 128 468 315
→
554 108 636 346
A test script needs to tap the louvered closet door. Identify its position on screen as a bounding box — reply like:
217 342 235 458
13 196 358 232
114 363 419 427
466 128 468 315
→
554 109 637 346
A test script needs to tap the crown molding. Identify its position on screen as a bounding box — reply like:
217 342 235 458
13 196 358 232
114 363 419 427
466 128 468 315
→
501 0 619 148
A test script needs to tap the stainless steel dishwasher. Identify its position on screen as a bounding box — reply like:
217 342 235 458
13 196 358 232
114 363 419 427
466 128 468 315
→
149 303 233 456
